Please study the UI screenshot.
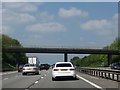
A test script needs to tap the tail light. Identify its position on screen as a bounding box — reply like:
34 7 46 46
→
33 68 38 70
23 68 25 70
70 69 75 71
53 69 59 71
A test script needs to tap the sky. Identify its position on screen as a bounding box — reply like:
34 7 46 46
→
1 1 119 64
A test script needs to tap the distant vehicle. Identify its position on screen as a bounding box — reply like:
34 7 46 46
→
52 64 55 68
22 64 39 75
111 62 120 70
28 57 40 67
40 64 50 70
52 62 76 81
18 64 24 72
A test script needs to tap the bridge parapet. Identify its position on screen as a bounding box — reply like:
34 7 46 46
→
2 46 120 55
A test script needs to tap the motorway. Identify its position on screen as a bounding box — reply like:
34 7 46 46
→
1 69 119 89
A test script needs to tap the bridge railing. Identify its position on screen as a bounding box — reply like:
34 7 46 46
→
76 67 120 82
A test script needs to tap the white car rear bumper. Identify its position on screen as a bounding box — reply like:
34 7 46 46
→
52 71 76 78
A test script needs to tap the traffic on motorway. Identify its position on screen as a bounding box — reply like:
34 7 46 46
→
2 64 119 89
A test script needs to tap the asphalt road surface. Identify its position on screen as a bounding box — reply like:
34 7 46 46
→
2 69 119 89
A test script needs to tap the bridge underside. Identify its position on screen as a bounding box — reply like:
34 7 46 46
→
3 47 120 66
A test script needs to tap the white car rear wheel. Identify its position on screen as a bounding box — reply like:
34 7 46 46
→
52 77 56 81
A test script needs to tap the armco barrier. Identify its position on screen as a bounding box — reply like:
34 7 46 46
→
76 67 120 82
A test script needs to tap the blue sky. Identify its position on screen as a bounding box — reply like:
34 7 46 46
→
2 2 118 64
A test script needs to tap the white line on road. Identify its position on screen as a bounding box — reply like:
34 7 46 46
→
35 81 39 84
41 77 44 79
76 74 103 89
3 78 8 80
1 71 18 75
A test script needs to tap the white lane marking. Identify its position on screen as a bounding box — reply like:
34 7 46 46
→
3 78 8 80
1 71 18 75
76 74 102 89
25 89 29 90
41 77 44 79
35 81 39 84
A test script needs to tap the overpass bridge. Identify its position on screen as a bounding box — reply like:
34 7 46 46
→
2 47 120 66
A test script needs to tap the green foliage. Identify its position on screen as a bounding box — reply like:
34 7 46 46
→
71 38 120 67
2 34 27 71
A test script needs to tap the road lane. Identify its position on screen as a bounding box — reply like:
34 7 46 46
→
76 71 118 88
2 71 42 88
2 69 119 89
30 69 96 88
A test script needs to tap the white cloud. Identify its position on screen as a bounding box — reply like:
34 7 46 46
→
18 13 36 24
26 22 67 32
80 19 111 30
3 10 36 25
113 13 118 20
80 14 118 37
58 7 88 18
3 2 39 13
2 26 14 34
37 12 54 21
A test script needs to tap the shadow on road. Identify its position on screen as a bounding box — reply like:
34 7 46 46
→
53 77 79 81
22 73 41 76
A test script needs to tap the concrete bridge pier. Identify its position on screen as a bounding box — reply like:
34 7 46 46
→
64 53 68 62
16 53 20 67
108 54 112 66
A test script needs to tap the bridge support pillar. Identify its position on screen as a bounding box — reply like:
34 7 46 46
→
16 53 20 68
64 53 68 62
108 54 112 66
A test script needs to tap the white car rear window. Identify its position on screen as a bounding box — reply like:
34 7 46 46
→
24 64 35 67
56 63 72 67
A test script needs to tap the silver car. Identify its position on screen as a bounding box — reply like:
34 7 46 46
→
22 64 39 75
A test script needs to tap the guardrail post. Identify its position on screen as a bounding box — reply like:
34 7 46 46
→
96 71 98 76
108 73 111 79
101 72 103 77
112 73 114 80
117 74 119 81
104 72 107 78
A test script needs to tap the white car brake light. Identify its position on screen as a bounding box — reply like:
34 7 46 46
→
70 69 75 71
53 69 59 71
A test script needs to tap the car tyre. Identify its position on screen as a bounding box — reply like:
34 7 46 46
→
22 73 27 75
35 72 39 75
74 75 77 80
52 77 56 81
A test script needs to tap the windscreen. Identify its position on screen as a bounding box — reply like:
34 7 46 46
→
56 63 72 67
24 64 29 67
30 64 35 66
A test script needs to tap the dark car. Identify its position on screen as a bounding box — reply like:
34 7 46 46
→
18 64 24 72
52 64 55 68
111 62 120 70
40 64 50 70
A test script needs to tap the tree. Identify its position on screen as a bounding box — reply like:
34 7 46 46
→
2 34 27 70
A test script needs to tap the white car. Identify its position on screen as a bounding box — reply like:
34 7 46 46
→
22 64 39 75
52 62 76 80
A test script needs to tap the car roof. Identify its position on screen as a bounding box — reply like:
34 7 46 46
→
24 64 36 66
55 62 72 64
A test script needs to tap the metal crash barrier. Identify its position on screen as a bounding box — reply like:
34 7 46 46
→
76 67 120 82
